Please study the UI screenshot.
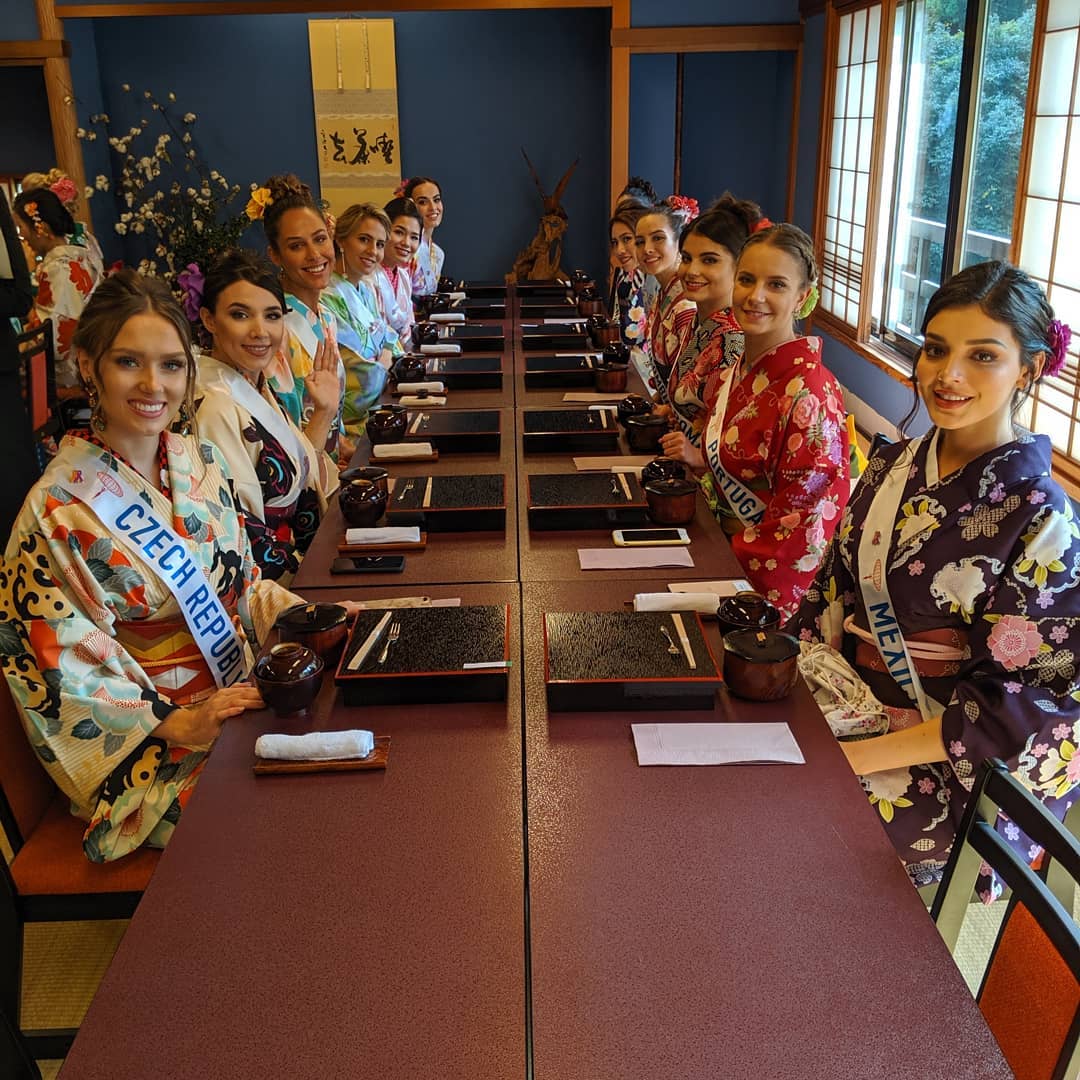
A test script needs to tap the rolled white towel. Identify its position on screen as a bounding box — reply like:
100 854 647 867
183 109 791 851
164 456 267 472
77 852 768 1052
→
371 442 435 459
255 729 375 761
399 395 447 407
395 381 445 394
633 592 719 614
345 526 421 545
420 343 461 355
430 312 466 324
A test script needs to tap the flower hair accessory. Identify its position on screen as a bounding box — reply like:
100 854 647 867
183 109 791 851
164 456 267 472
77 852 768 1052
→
796 284 820 321
1044 319 1073 379
245 186 274 221
752 216 774 234
668 195 699 221
21 201 46 235
49 177 79 208
176 263 205 322
393 177 411 199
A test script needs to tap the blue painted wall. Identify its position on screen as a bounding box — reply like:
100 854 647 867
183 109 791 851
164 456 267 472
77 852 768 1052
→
1 0 40 40
68 9 610 283
631 0 799 27
0 68 53 174
629 53 676 196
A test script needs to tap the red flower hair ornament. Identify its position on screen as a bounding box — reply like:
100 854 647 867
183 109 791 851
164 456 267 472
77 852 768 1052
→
667 195 699 222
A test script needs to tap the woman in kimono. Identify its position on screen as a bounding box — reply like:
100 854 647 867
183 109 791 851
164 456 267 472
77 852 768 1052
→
402 177 445 298
373 196 421 342
662 194 763 443
661 224 849 619
322 203 400 439
196 249 338 582
635 196 698 403
20 168 105 268
609 178 657 358
250 174 348 462
13 187 103 389
0 271 300 861
789 262 1080 892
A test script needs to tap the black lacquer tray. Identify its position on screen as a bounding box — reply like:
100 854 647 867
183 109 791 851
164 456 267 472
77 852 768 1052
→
543 611 722 711
442 324 504 352
527 472 647 530
386 474 506 532
519 302 576 320
521 324 590 352
335 605 510 706
514 279 572 297
522 408 619 453
433 297 506 320
524 353 599 389
425 354 503 390
404 409 501 453
462 280 509 299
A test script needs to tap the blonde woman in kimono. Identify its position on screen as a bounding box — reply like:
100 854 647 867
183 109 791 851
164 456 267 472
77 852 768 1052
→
196 249 338 583
13 187 103 389
0 271 303 861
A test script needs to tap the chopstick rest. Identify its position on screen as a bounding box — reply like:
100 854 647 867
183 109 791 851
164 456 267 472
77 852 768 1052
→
255 730 375 761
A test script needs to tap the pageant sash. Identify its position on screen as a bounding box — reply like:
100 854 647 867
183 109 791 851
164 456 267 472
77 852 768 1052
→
856 432 946 722
198 356 309 507
701 364 768 528
61 445 248 688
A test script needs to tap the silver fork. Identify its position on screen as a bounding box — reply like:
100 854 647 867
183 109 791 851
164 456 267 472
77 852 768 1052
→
396 480 416 503
660 626 680 655
378 621 401 665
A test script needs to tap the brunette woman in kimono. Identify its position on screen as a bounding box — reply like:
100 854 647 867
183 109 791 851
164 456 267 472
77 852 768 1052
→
662 194 763 443
0 271 302 861
13 188 103 390
402 177 445 298
661 224 850 620
373 196 422 342
789 262 1080 893
635 196 698 403
609 178 657 359
196 250 339 583
322 203 401 439
251 174 349 462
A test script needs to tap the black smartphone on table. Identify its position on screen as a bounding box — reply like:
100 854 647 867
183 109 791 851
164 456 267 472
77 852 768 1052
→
330 555 406 574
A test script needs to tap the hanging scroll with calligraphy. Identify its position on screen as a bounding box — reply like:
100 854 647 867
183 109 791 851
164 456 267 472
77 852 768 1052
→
308 19 401 214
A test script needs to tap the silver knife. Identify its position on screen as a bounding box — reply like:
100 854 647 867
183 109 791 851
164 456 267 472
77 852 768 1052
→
346 611 393 671
671 613 697 669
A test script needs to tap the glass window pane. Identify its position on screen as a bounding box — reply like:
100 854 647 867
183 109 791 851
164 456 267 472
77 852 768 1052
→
843 118 859 170
862 61 878 115
847 63 863 116
1039 30 1078 115
838 13 852 67
867 5 882 61
834 67 849 119
1047 0 1079 33
1027 116 1068 200
1055 201 1080 289
1019 197 1058 279
852 9 867 65
858 117 874 172
831 118 845 169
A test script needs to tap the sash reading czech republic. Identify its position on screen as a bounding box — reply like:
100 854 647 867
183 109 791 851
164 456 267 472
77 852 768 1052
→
63 457 248 688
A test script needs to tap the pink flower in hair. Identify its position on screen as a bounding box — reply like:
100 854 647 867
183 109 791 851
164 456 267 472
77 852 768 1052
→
50 177 79 207
1045 319 1073 379
393 177 411 199
667 195 699 221
752 216 774 234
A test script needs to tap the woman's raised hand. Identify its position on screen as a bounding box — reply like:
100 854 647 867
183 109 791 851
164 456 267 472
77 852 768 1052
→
305 335 342 418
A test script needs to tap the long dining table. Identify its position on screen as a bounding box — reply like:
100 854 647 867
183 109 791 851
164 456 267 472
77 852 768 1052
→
58 286 1011 1078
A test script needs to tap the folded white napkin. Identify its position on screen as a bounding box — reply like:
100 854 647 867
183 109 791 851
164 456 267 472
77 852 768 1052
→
563 392 627 403
395 381 445 393
344 526 421 545
400 395 447 407
420 343 461 355
634 592 719 613
573 455 655 471
446 291 466 302
578 548 695 570
371 442 435 459
255 729 375 761
632 723 804 766
430 312 466 323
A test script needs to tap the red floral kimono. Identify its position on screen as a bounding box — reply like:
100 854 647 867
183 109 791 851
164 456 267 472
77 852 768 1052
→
668 308 744 444
701 336 850 619
645 276 696 405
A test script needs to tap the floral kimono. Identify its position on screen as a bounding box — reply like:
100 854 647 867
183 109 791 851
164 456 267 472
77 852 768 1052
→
322 274 400 439
668 308 744 444
410 236 445 297
373 264 414 343
29 241 103 387
789 433 1080 893
611 266 651 356
645 275 696 405
701 336 849 619
193 354 337 582
273 293 346 458
0 432 297 861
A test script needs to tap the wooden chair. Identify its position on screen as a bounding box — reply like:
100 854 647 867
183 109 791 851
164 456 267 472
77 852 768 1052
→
0 679 159 1060
13 322 58 443
931 759 1080 1080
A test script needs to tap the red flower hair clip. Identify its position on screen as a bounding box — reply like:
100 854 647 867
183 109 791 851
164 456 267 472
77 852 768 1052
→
667 195 699 221
393 177 411 199
752 216 774 234
1045 319 1073 379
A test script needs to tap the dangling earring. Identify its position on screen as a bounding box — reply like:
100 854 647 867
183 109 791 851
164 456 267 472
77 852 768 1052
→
87 385 106 433
177 401 192 436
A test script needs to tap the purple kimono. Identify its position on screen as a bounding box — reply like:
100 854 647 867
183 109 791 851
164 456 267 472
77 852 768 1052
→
789 432 1080 895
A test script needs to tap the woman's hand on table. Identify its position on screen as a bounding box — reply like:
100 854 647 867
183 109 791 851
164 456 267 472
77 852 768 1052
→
659 430 705 473
156 684 265 749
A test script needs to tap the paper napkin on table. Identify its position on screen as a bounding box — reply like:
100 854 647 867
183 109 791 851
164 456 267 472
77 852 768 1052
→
344 526 421 545
420 343 461 355
574 455 655 472
668 579 752 596
371 443 434 459
563 392 628 403
430 312 466 323
395 381 445 394
399 395 447 407
255 730 375 761
633 593 718 613
631 723 804 766
578 548 694 570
